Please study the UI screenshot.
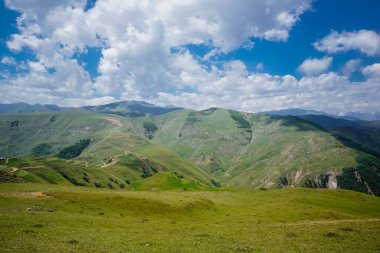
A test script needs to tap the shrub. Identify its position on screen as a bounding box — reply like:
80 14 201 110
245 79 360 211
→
229 111 251 129
143 122 158 132
57 139 90 159
31 143 52 157
210 179 221 187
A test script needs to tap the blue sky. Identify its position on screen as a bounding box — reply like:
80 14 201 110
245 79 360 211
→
0 0 380 114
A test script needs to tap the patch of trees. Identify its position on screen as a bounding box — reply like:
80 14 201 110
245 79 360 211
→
186 111 200 123
57 139 91 159
143 122 158 139
210 179 221 187
7 120 19 128
143 122 158 132
337 153 380 196
58 171 86 186
31 143 52 157
200 108 217 116
49 115 56 122
229 111 251 129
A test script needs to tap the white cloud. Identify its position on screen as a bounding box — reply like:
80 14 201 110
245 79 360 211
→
1 56 17 65
297 56 332 76
3 0 312 104
256 63 264 71
362 63 380 81
2 0 380 114
154 70 380 114
314 30 380 56
342 59 361 76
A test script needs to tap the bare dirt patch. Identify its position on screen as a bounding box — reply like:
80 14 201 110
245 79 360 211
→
267 218 380 227
104 117 123 127
0 191 55 199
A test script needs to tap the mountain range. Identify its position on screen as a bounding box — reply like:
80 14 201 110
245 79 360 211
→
0 101 379 195
257 108 380 121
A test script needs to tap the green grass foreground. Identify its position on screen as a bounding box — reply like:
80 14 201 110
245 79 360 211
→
0 184 379 252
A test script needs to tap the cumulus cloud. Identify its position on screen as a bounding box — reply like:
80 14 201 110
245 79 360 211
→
154 70 380 114
1 56 17 65
314 30 380 56
3 0 312 105
2 0 379 114
256 63 264 71
297 56 332 76
342 59 361 76
362 63 380 80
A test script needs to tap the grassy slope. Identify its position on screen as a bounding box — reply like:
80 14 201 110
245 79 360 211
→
0 111 212 187
0 109 377 191
0 110 113 156
0 156 208 191
0 183 379 252
226 115 358 187
150 109 359 188
77 114 212 186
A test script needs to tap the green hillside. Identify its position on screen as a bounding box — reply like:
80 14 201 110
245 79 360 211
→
143 109 380 194
0 111 113 157
0 111 213 188
0 108 379 195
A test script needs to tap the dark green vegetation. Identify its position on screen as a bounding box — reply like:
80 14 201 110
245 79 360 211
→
298 115 380 157
57 139 91 159
336 154 380 196
0 107 380 195
31 143 53 157
0 183 379 252
143 121 158 139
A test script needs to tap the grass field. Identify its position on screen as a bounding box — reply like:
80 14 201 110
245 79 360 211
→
0 183 379 252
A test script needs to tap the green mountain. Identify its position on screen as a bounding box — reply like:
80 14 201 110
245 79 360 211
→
0 102 63 114
82 100 182 117
0 107 379 195
0 110 212 189
294 114 380 158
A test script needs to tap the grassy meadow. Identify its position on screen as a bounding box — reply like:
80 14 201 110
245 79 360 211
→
0 183 379 252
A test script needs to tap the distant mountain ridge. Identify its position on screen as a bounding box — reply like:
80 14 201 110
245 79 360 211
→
0 101 182 117
1 103 379 120
256 108 328 116
0 102 65 114
82 100 183 116
257 108 380 121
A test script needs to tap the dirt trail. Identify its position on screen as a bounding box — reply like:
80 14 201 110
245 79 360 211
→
9 167 18 173
101 159 118 168
267 218 380 227
0 191 54 199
